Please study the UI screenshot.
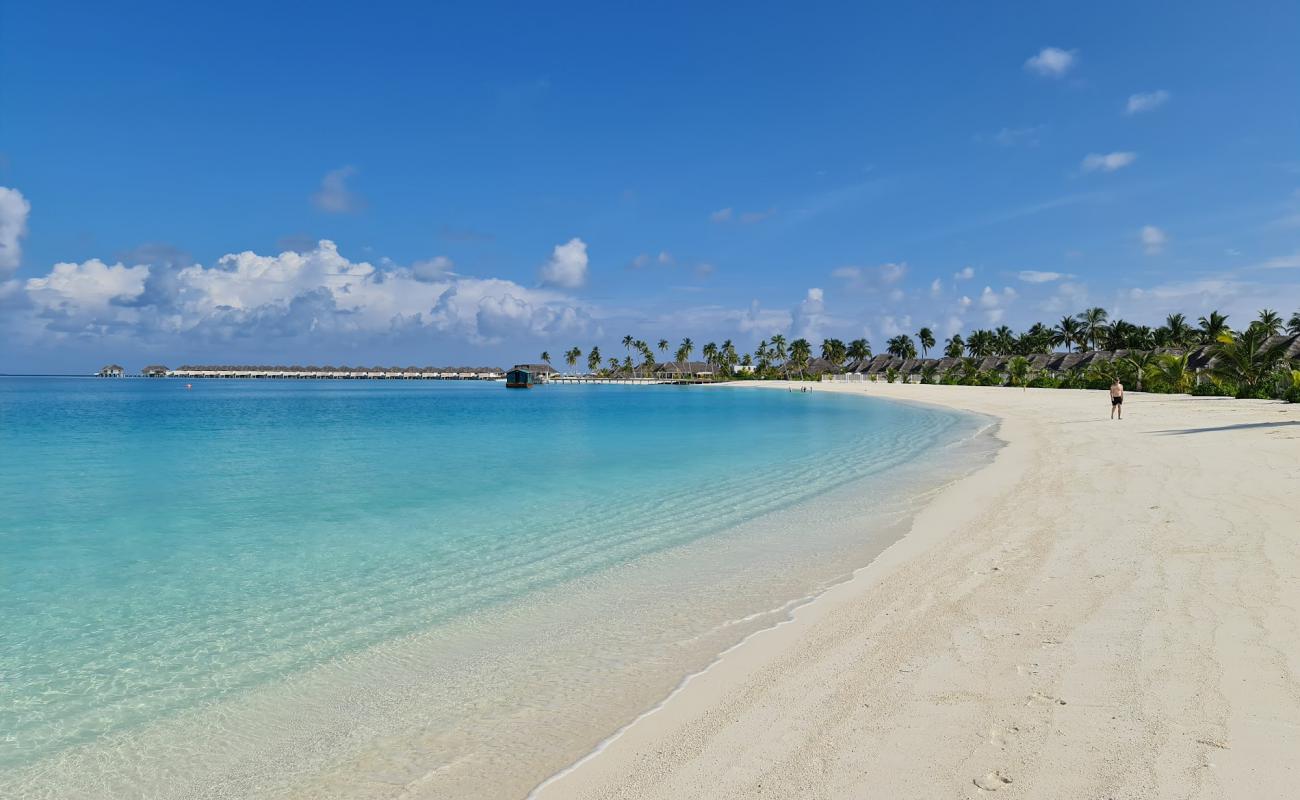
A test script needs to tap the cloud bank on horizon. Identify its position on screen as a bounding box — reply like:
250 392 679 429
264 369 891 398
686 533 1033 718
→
2 2 1298 371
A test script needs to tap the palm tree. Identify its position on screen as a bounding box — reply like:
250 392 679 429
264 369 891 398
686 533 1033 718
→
701 341 719 373
1288 310 1300 335
631 339 650 379
720 340 738 375
1007 356 1031 390
993 326 1015 355
820 338 846 367
1122 350 1158 391
1161 313 1193 349
564 347 581 374
622 335 635 376
886 334 916 359
1197 310 1230 344
588 346 602 373
1208 326 1292 397
1256 309 1283 336
657 338 669 357
966 329 994 358
917 327 935 358
1053 315 1081 352
607 357 620 373
675 337 694 366
1152 353 1194 394
1021 322 1053 354
638 340 655 375
1106 319 1144 351
944 334 964 358
769 334 787 367
788 338 812 379
847 338 872 364
1077 307 1109 351
540 351 551 366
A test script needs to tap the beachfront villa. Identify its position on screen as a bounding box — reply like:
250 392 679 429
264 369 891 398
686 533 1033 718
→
96 364 124 377
831 333 1300 386
652 361 714 380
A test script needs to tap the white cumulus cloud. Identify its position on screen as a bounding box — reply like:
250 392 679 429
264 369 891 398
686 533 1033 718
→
977 286 1018 323
878 262 908 284
1141 225 1168 255
793 287 826 339
954 266 975 280
411 256 454 282
539 238 589 289
1017 270 1070 283
1024 47 1077 78
0 186 32 278
310 166 363 214
1081 152 1137 173
1126 90 1170 114
26 259 150 314
10 240 589 348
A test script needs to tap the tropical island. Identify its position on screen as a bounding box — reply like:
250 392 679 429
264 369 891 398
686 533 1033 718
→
535 306 1300 401
101 306 1300 403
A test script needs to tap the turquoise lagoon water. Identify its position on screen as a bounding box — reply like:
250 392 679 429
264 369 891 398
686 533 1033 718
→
0 377 996 798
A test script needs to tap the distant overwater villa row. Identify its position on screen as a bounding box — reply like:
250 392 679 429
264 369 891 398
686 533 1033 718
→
101 364 510 379
94 361 719 384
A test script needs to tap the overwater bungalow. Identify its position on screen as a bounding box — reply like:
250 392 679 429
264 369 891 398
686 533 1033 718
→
506 366 535 388
511 363 557 383
141 365 169 377
97 364 124 377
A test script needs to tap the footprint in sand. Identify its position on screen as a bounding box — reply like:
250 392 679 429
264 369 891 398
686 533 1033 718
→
973 771 1013 791
988 724 1020 746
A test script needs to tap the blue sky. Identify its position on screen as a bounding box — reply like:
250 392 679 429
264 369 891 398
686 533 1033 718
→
2 0 1298 371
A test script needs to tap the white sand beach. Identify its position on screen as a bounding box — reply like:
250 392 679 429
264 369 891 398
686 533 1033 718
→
535 383 1300 799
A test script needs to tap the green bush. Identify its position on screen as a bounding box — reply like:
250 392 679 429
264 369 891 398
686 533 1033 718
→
1190 381 1233 397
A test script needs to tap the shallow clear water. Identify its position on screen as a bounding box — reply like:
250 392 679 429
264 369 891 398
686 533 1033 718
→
0 378 996 798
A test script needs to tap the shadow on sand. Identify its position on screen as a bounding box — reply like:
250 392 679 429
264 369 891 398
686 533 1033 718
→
1152 420 1300 436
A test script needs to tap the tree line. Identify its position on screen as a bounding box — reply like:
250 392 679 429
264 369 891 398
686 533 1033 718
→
540 307 1300 402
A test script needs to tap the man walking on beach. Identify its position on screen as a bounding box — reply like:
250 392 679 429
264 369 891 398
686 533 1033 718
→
1110 378 1124 420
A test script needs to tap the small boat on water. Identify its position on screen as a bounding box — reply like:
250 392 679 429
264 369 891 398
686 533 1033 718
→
505 367 534 388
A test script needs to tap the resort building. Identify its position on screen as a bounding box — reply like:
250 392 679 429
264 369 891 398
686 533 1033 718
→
510 363 558 383
97 364 124 377
652 361 714 380
826 333 1300 386
141 365 169 377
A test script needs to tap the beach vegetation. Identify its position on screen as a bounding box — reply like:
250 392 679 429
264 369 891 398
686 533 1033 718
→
1007 356 1032 389
549 304 1298 401
1208 325 1292 399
